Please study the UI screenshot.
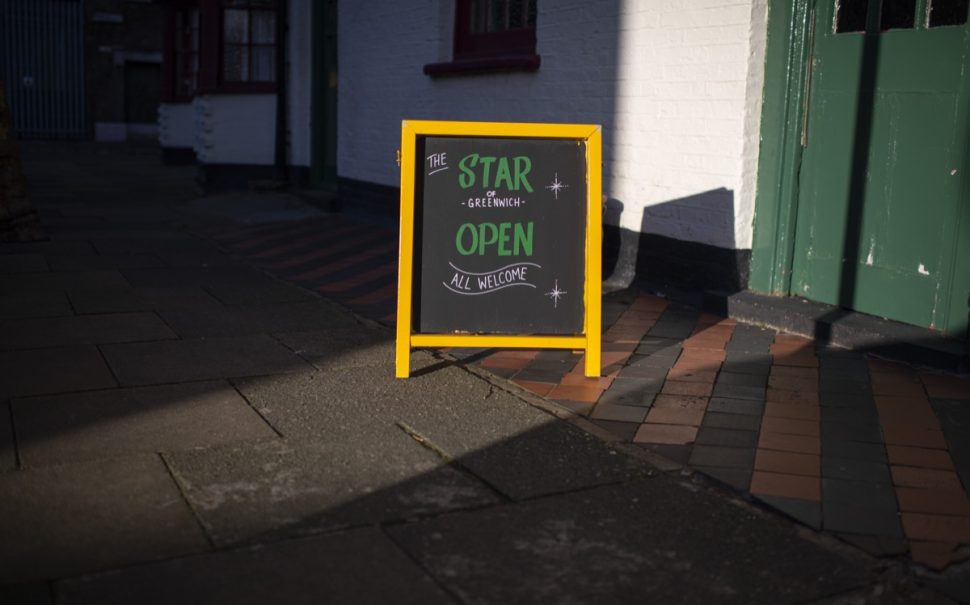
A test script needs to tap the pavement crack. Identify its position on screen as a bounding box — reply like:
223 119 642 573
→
396 421 453 463
4 399 24 470
380 525 470 605
158 452 217 550
395 421 513 504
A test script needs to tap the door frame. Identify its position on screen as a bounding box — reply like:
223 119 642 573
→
310 0 337 191
749 0 970 337
749 0 815 297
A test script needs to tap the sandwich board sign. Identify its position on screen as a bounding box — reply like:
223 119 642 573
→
395 120 602 378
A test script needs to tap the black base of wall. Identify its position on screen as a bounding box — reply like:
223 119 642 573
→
160 147 196 165
706 290 969 371
602 225 751 294
196 163 310 193
336 177 400 219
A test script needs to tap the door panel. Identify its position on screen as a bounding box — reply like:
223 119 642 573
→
791 0 970 333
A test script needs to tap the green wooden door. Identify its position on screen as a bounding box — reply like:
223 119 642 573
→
791 0 970 335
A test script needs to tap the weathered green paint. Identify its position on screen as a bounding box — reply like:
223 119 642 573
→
310 0 338 191
753 0 970 337
749 0 814 294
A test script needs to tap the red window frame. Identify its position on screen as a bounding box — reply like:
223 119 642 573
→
425 0 540 77
162 0 201 102
191 0 279 94
217 0 278 90
454 0 537 61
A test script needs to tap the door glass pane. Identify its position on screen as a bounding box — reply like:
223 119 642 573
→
251 48 275 82
928 0 969 26
250 10 275 43
509 0 524 28
836 0 869 32
223 9 249 43
223 45 249 81
881 0 916 29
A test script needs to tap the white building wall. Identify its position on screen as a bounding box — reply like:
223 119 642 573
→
158 103 195 148
186 0 312 168
193 94 276 165
338 0 768 250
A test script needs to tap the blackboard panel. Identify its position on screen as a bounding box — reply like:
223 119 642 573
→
417 136 587 334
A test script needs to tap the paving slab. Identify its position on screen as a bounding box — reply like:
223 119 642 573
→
274 327 395 370
823 502 904 538
389 477 868 604
689 445 756 469
68 286 224 314
707 397 765 416
46 254 164 271
756 495 822 530
13 381 278 467
821 457 893 483
56 230 194 241
695 427 759 448
712 383 766 401
0 312 176 350
695 466 753 491
0 271 130 294
235 364 652 501
0 241 96 256
821 439 889 463
120 267 271 288
165 431 499 547
206 280 318 305
0 291 73 319
702 412 763 431
0 346 117 400
154 249 243 268
101 334 311 386
0 254 48 274
55 528 451 605
158 301 356 338
931 399 970 499
92 237 217 255
0 455 210 583
0 581 53 605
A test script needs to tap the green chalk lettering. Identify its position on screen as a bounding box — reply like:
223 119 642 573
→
497 222 512 256
455 223 477 255
479 156 496 188
514 156 533 192
513 222 533 256
494 158 513 190
478 222 498 255
458 154 478 189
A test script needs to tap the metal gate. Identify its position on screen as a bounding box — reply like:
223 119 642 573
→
0 0 85 139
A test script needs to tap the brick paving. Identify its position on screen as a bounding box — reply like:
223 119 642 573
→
209 218 970 571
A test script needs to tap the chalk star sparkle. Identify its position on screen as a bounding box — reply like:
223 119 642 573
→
545 279 567 308
545 173 568 200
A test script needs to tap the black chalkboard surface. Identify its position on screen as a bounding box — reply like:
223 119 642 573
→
416 136 587 334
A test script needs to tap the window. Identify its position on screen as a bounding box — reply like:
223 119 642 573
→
425 0 540 77
221 0 277 84
928 0 969 26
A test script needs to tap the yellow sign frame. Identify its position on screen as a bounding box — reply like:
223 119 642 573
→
395 120 602 378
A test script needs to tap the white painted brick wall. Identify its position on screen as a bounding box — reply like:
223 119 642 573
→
338 0 768 250
158 103 194 148
193 94 276 165
176 0 311 167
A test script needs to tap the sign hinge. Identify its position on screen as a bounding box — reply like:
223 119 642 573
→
395 149 401 167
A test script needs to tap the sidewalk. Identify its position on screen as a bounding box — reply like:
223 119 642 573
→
0 142 966 603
